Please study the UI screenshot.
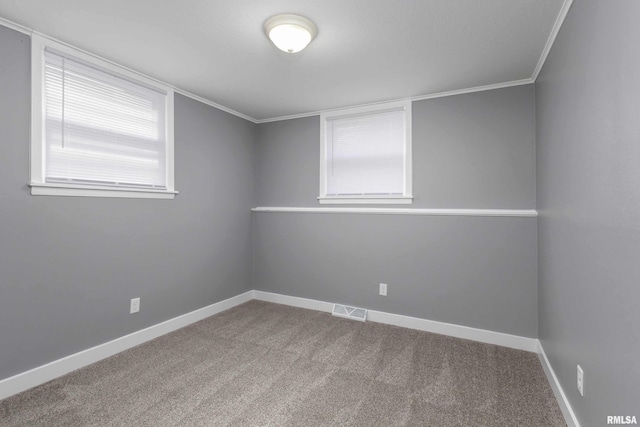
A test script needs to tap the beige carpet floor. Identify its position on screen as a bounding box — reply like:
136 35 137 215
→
0 300 565 426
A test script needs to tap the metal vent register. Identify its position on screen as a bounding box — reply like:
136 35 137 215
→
331 304 368 322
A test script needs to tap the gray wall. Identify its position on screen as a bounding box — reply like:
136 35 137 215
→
0 26 256 380
536 1 640 424
257 85 536 209
254 213 538 337
254 85 538 337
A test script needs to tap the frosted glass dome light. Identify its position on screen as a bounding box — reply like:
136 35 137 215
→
265 14 317 53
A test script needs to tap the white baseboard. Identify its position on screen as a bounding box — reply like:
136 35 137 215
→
0 288 578 427
255 291 579 424
0 290 253 401
537 341 581 427
253 290 334 312
253 291 538 352
367 309 539 352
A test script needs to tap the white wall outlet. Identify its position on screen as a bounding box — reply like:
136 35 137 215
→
130 297 140 314
577 364 584 396
379 283 388 296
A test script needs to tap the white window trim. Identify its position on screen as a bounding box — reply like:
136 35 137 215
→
319 100 412 205
29 34 177 199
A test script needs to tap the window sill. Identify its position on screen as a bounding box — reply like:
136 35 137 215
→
29 183 178 199
318 196 412 205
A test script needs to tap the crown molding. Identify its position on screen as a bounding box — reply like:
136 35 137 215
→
173 89 257 123
255 78 534 124
0 15 31 35
531 0 575 81
1 1 574 125
408 78 533 103
0 16 259 124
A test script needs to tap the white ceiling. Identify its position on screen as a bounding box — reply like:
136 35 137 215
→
0 0 567 122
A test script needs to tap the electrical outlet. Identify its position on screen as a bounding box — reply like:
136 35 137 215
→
379 283 388 296
130 297 140 314
577 365 584 396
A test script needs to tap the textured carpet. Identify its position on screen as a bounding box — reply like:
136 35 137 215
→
0 300 565 426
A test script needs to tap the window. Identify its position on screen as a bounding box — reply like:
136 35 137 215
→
319 101 412 204
30 35 176 199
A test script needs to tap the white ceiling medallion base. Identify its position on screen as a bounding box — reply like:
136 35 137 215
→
264 14 317 53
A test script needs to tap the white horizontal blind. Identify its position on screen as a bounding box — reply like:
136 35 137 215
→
326 109 405 195
44 49 167 189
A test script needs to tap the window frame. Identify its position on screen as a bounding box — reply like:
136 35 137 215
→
318 100 412 205
29 34 177 199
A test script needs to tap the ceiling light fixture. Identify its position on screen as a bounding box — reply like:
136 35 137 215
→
264 14 317 53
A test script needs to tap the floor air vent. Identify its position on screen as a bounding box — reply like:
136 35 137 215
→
331 304 368 322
